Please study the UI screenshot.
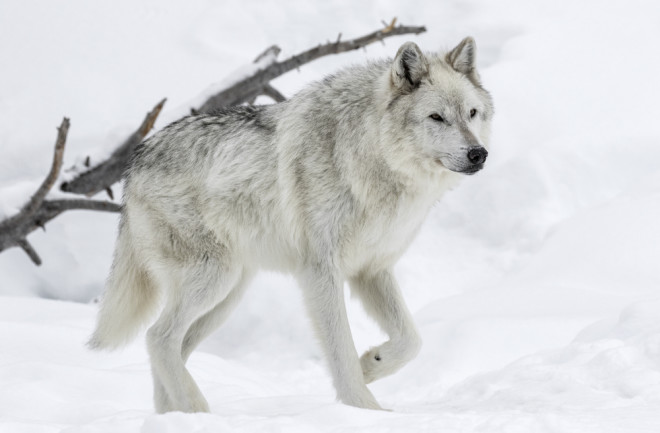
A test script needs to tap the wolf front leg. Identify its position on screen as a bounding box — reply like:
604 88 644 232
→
349 269 422 384
298 263 382 410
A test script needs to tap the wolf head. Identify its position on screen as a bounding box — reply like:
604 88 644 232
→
384 37 494 176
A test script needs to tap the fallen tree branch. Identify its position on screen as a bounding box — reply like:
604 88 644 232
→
261 84 287 103
60 98 166 196
1 198 121 265
16 238 42 266
0 119 121 264
1 118 69 229
197 20 426 112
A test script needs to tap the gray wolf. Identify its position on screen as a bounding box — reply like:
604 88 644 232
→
88 37 493 412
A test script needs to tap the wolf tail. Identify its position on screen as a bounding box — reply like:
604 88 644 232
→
87 220 160 351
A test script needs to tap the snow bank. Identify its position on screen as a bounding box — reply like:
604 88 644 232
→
1 296 658 432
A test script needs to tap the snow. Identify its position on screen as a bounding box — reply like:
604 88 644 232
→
1 0 660 431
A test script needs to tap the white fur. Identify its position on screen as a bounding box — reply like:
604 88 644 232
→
88 37 494 413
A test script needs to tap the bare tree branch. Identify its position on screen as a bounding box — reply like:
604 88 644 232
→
17 238 41 266
0 196 121 261
197 20 426 112
251 47 287 104
253 45 281 63
44 199 121 213
0 119 121 263
383 17 397 33
60 98 166 196
0 118 69 230
261 84 287 103
24 119 69 215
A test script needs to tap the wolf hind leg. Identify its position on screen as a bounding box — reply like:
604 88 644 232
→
349 269 422 384
181 269 254 363
146 257 241 414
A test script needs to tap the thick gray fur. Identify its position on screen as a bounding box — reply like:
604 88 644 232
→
89 37 494 413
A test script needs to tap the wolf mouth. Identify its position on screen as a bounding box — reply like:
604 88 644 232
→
458 163 484 175
434 159 484 175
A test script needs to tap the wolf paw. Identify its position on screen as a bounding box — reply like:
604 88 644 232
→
155 391 210 414
360 337 421 384
339 387 383 410
360 347 387 384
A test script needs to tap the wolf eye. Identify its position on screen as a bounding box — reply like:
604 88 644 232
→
429 113 444 122
470 108 477 118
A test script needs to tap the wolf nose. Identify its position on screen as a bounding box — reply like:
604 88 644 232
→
467 147 488 165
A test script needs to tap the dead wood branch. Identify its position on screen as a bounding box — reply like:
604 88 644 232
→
2 198 121 265
1 118 69 230
60 98 166 196
253 44 281 63
197 20 426 113
0 118 121 264
16 238 42 266
261 84 287 103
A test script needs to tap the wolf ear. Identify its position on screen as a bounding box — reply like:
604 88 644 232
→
446 36 477 76
391 42 429 91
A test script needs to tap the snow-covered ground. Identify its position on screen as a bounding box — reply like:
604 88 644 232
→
2 0 660 431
